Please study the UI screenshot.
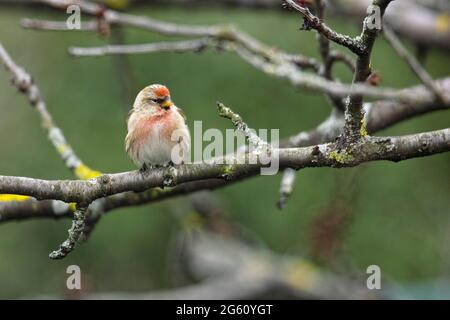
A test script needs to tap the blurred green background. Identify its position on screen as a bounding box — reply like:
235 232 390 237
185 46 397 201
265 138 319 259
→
0 4 449 299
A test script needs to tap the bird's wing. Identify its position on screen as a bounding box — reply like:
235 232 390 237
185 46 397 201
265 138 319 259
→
176 106 188 124
126 108 134 123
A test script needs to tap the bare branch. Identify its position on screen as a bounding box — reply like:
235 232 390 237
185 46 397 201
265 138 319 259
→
383 25 444 102
233 44 446 105
330 0 450 51
3 83 449 222
25 0 450 108
363 79 450 133
21 18 97 31
0 128 448 205
0 0 448 263
343 0 393 141
283 0 364 55
33 0 283 63
48 204 89 259
280 78 450 148
1 77 449 224
313 0 347 111
9 0 450 50
217 102 268 149
328 50 356 74
69 38 210 57
0 43 101 181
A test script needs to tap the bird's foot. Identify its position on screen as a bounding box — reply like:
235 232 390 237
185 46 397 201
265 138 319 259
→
139 163 148 173
162 161 174 168
139 163 162 174
162 165 177 188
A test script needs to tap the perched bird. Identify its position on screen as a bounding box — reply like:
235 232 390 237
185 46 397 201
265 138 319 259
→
125 84 190 170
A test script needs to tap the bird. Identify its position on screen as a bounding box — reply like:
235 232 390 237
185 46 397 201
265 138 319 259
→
125 84 190 171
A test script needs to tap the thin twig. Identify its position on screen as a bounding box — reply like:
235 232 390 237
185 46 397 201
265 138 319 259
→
21 18 97 31
69 38 210 57
0 43 101 180
283 0 363 55
217 102 268 149
233 44 441 105
49 203 89 259
25 0 449 107
313 0 346 111
277 168 297 209
383 25 445 103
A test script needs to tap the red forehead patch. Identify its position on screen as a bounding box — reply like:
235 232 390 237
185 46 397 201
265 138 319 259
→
155 86 170 97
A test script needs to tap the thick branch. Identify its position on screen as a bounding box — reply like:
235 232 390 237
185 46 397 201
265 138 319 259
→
0 128 448 204
343 0 393 141
2 79 450 223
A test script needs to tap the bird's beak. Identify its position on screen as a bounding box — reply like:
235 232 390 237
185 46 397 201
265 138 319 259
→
161 100 173 110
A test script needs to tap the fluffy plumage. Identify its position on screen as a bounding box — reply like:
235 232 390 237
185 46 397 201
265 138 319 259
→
125 84 190 168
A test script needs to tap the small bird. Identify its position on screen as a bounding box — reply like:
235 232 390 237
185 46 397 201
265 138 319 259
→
125 84 190 170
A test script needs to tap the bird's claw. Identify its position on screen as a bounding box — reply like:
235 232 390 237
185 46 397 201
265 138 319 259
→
139 163 148 173
162 166 177 188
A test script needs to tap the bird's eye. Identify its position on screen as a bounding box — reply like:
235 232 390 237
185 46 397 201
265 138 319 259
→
149 98 165 104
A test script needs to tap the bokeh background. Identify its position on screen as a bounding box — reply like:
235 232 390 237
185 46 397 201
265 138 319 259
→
0 2 449 299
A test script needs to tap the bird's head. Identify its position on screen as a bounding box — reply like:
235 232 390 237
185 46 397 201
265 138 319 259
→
134 84 173 111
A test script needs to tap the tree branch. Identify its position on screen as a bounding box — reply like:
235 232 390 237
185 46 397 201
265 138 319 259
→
26 0 449 107
68 38 210 57
21 18 97 31
0 128 448 205
0 43 101 181
283 0 364 55
48 204 89 259
2 76 450 223
383 25 445 102
313 0 348 111
0 0 448 262
343 0 392 141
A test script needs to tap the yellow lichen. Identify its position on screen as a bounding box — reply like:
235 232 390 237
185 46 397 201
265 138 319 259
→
329 150 354 164
0 194 31 202
69 202 77 212
56 144 68 155
283 259 319 290
436 14 450 33
74 163 102 180
360 118 368 137
222 164 236 176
